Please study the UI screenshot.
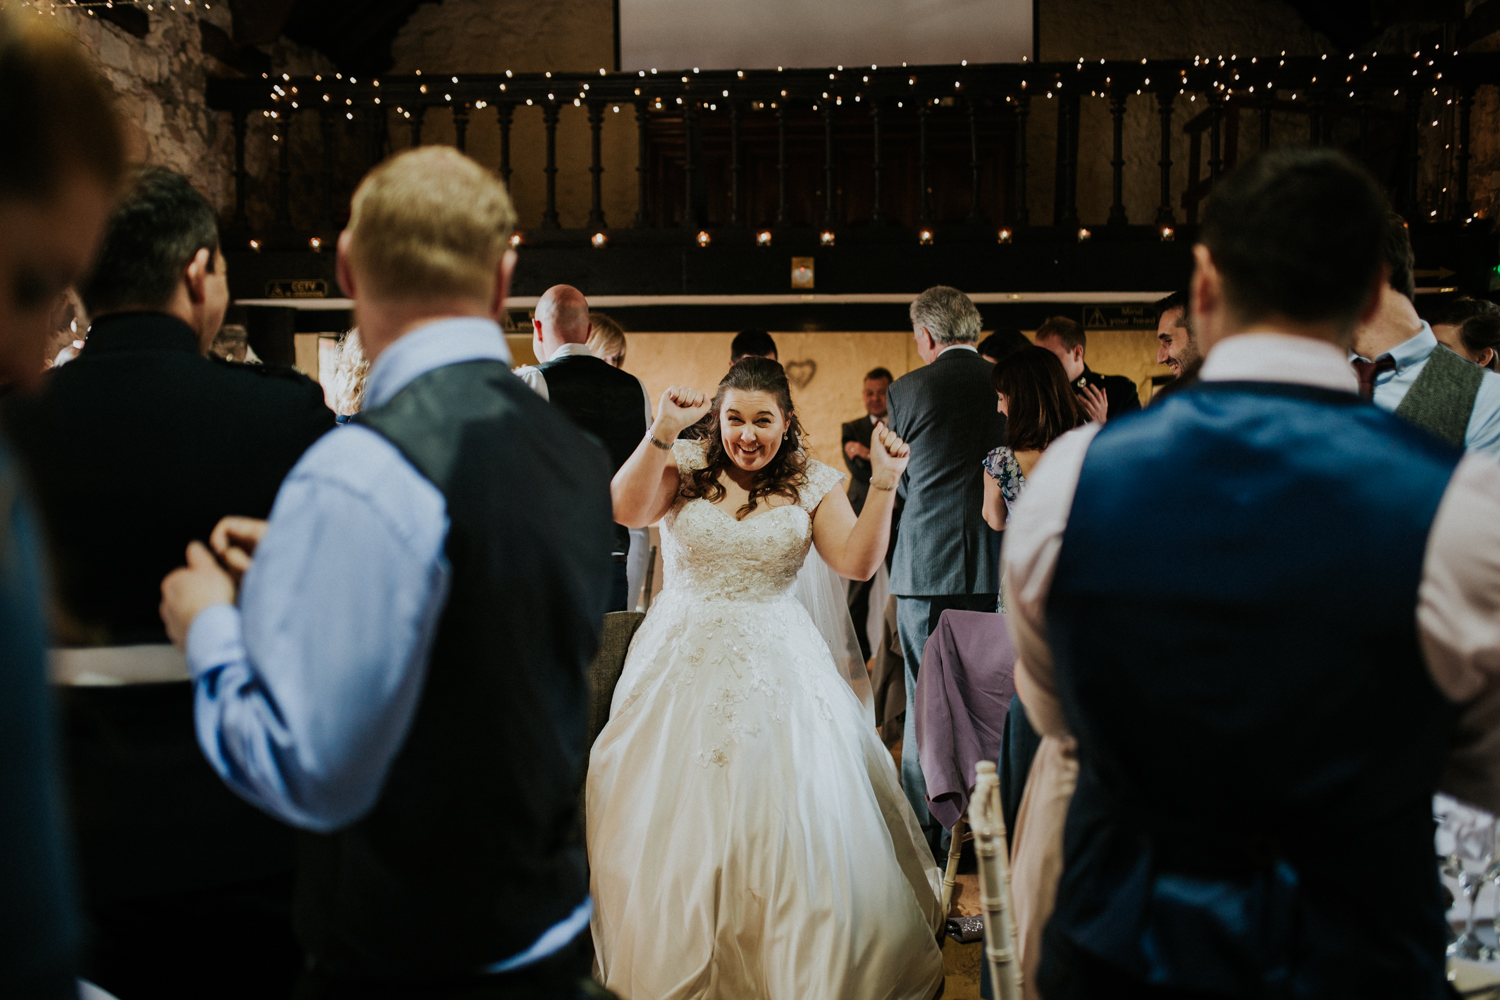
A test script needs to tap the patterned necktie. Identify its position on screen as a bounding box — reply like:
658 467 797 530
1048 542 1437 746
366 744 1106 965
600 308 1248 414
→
1352 356 1396 401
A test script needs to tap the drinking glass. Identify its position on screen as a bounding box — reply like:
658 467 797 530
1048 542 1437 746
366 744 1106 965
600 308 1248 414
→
1436 794 1498 961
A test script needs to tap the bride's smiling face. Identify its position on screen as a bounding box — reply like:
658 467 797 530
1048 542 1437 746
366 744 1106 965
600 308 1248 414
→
719 389 787 472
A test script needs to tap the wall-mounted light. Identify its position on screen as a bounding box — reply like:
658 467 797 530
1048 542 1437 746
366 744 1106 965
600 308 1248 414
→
1160 226 1175 242
998 228 1012 243
509 233 523 248
819 230 836 246
591 232 608 249
756 229 773 247
697 230 712 247
1077 228 1092 242
309 237 323 252
918 229 934 245
248 239 261 252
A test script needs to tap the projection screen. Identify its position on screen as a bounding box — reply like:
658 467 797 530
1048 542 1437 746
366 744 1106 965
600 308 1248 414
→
619 0 1033 73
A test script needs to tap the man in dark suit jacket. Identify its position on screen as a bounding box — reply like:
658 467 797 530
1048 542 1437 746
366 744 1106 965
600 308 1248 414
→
517 284 651 611
841 366 893 660
1035 315 1143 421
886 286 1006 859
5 168 334 999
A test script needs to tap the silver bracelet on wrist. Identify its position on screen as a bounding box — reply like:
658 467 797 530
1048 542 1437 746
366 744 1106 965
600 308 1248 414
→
868 478 895 492
648 430 674 451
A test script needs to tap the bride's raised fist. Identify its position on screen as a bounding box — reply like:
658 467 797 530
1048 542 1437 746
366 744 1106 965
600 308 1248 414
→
653 386 711 437
869 421 911 485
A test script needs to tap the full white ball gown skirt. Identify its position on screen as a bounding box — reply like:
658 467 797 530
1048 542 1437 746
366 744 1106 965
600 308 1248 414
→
587 451 944 1000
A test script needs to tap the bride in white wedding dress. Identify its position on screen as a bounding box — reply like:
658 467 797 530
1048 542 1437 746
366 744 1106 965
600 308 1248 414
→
588 357 945 1000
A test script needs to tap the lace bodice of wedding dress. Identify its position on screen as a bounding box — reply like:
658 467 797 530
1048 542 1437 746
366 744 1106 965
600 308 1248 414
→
656 439 842 603
587 439 944 1000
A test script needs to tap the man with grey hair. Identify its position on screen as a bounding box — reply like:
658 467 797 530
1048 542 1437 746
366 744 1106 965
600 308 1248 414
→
886 285 1007 859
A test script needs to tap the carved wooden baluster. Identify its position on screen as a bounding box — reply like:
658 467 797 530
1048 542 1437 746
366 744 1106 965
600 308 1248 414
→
634 100 651 228
729 101 742 227
1014 93 1030 227
588 101 606 229
496 103 513 190
918 102 931 226
968 97 982 223
871 100 885 224
1155 87 1174 226
452 102 469 153
276 112 292 226
319 108 337 227
776 103 789 227
1059 93 1079 230
1108 86 1127 226
823 103 836 227
1260 99 1272 152
1404 89 1422 217
542 101 561 228
1208 93 1224 185
1457 83 1476 219
683 99 701 228
232 107 249 227
409 105 425 147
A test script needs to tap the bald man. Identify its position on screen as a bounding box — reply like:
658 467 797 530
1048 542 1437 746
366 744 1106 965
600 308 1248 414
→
517 284 652 611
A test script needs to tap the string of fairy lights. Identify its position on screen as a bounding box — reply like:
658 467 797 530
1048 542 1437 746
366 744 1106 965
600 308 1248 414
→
5 0 1484 238
0 0 213 14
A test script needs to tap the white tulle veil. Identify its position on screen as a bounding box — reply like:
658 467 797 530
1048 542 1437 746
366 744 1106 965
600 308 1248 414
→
792 541 875 726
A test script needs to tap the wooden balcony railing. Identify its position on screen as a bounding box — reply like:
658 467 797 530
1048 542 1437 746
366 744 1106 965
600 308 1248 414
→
206 51 1500 251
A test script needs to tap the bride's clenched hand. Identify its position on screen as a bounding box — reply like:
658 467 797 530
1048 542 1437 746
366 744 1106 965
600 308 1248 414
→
652 386 711 439
869 422 910 487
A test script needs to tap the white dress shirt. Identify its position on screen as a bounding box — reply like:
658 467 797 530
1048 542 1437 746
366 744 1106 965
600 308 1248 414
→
1003 331 1500 811
516 342 653 426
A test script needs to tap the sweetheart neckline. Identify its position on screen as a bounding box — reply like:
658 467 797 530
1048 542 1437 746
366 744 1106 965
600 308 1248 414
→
693 497 808 525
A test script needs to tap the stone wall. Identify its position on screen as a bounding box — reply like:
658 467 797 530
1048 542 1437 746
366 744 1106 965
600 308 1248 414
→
39 2 333 228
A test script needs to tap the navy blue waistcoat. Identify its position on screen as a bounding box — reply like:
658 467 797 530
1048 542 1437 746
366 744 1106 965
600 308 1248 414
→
1044 381 1461 998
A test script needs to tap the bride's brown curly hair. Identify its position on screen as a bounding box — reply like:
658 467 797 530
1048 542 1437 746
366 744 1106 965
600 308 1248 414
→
679 357 810 518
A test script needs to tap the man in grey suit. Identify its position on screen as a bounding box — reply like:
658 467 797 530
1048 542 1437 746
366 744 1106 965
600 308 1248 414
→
886 286 1006 859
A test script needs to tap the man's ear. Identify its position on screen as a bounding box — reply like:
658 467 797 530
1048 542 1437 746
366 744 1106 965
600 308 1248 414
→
335 231 357 299
1190 244 1216 326
184 248 212 305
492 248 517 321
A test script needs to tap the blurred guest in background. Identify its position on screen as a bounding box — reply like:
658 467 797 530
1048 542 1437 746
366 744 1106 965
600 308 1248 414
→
978 345 1085 990
518 284 651 611
208 322 258 365
45 289 87 370
5 167 334 999
888 286 1006 860
843 365 894 661
587 311 628 368
981 347 1086 536
1034 315 1137 422
0 13 124 999
978 328 1031 364
731 328 778 363
324 328 369 420
1352 213 1500 455
1427 296 1500 372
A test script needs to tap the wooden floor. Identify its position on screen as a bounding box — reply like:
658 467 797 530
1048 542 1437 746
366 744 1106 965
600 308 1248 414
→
943 873 985 998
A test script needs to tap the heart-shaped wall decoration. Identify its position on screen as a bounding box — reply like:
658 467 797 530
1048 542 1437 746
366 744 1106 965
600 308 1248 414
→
784 359 817 389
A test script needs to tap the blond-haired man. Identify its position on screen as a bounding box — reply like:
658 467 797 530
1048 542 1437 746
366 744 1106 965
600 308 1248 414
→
160 147 615 997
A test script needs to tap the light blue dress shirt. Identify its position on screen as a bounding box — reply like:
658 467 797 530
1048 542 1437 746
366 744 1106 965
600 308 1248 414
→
1357 321 1500 458
186 316 591 969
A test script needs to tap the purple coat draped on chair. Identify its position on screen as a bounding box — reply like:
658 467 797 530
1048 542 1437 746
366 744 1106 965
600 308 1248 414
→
914 609 1018 830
